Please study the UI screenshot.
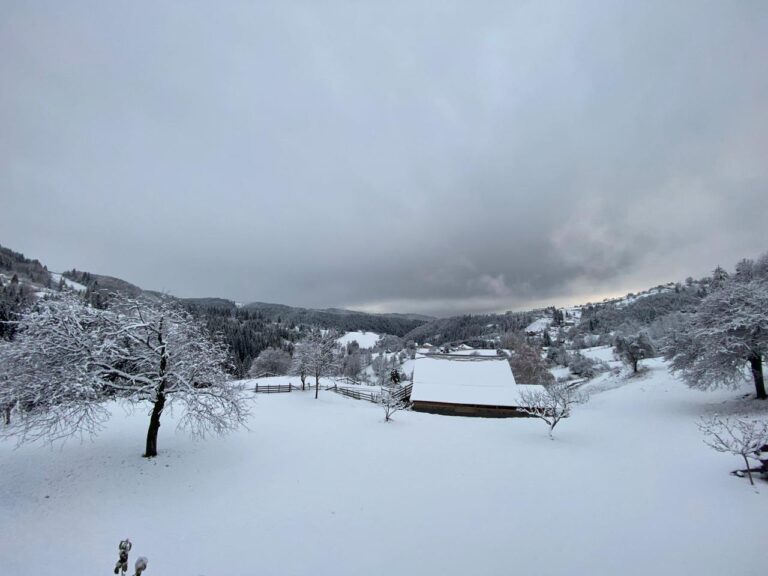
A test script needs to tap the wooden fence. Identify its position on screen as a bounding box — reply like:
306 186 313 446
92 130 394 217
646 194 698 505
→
253 383 294 394
328 382 413 405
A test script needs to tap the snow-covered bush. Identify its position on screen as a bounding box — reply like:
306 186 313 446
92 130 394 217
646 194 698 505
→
568 351 607 379
249 347 291 377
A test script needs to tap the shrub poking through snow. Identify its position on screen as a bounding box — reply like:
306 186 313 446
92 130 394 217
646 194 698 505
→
698 415 768 485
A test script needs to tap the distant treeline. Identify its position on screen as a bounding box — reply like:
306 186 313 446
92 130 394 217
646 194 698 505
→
0 244 51 287
240 301 429 337
404 311 538 346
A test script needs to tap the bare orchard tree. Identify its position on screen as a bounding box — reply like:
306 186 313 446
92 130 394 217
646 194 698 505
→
381 368 408 422
381 387 408 422
0 293 248 457
292 331 341 399
518 382 588 439
698 415 768 485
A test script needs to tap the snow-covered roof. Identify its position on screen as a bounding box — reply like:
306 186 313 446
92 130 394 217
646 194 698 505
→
411 356 545 407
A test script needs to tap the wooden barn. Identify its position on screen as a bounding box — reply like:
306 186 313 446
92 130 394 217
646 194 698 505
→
410 355 545 418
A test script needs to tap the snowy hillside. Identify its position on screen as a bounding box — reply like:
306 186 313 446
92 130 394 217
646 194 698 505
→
337 331 380 348
50 272 87 292
524 316 551 333
2 362 767 576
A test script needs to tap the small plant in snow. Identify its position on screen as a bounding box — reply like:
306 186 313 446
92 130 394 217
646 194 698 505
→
698 415 768 485
518 382 588 439
381 368 408 422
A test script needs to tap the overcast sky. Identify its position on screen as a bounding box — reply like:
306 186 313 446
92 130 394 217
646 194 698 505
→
1 1 767 317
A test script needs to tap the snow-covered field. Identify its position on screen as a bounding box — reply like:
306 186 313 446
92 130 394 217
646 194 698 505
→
49 272 87 292
525 316 552 333
580 344 618 364
2 362 767 576
337 331 380 348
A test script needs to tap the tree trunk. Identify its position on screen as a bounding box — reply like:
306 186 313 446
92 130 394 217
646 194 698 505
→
145 328 169 457
144 391 165 458
315 374 320 399
749 353 766 400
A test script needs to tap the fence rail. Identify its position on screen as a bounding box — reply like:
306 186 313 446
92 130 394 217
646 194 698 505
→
328 382 413 405
253 383 293 394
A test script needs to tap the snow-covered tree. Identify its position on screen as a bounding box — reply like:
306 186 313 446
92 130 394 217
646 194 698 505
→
698 415 768 485
614 332 655 374
249 347 291 377
665 275 768 399
290 341 311 390
510 344 555 385
340 351 363 382
518 382 587 438
0 294 248 457
291 331 340 398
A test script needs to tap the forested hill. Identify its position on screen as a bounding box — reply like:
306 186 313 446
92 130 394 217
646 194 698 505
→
0 244 52 287
241 301 431 336
404 310 539 346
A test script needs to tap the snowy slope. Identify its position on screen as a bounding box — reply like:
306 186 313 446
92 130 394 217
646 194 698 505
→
50 272 87 292
1 364 767 576
337 331 380 348
525 317 552 333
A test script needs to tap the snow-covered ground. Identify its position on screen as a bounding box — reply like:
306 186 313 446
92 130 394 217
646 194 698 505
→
447 348 500 356
525 316 552 333
337 331 380 348
2 362 767 576
580 344 618 364
49 272 87 292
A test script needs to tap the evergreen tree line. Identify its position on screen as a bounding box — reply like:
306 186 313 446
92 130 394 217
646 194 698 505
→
403 311 537 346
0 244 52 288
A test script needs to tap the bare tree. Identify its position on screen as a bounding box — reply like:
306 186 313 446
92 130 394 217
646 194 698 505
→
698 415 768 485
291 331 340 399
381 368 408 422
518 382 587 439
0 294 248 457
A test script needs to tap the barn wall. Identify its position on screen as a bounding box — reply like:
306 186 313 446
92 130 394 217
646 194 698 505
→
411 401 533 418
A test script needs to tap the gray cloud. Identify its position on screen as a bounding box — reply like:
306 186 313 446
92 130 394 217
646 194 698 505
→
1 1 767 317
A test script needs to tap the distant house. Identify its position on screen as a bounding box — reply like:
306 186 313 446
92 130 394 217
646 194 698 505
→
410 355 545 418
